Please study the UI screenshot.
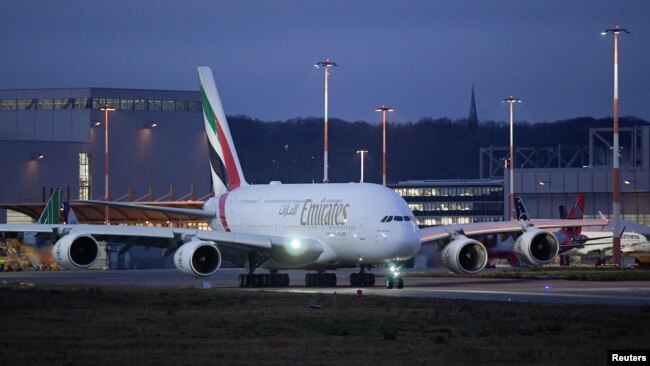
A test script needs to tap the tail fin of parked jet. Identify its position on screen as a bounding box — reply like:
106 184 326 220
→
514 196 530 221
566 193 585 220
198 66 248 196
24 189 62 245
37 189 62 224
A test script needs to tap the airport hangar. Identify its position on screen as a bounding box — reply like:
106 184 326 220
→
1 87 650 269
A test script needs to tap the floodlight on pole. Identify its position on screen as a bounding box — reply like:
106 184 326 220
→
502 96 521 220
374 105 394 186
314 59 338 183
356 150 368 183
99 104 116 226
602 25 629 268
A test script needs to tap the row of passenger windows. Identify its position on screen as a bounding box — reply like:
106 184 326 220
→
380 215 415 223
0 97 202 113
394 187 503 198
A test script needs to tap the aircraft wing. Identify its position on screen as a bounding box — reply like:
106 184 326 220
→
0 224 271 250
0 223 324 275
76 200 216 219
419 219 609 244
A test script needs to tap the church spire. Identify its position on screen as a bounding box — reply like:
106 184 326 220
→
468 84 478 128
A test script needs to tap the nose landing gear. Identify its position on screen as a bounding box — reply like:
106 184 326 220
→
385 263 404 289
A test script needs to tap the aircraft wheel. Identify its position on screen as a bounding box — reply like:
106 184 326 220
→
386 277 394 289
282 273 290 287
350 273 358 287
238 274 245 287
396 277 404 289
364 273 375 287
329 273 337 287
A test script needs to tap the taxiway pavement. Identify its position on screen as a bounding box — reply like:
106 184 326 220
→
2 268 649 306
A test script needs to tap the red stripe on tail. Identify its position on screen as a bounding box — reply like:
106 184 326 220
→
214 116 241 190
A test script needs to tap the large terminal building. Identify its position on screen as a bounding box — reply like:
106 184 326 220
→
1 87 649 268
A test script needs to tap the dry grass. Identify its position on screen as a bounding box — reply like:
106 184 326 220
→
0 284 649 365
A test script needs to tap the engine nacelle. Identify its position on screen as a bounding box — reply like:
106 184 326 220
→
442 236 488 275
513 228 560 266
53 233 100 269
174 240 222 277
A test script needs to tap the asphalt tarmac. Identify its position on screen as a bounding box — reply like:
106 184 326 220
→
2 268 649 306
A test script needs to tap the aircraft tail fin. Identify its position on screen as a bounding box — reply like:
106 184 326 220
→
566 193 585 235
558 205 567 220
37 189 62 224
514 196 530 221
24 189 62 245
197 66 248 196
567 193 585 220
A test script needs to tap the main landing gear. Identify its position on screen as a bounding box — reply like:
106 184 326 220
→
238 271 289 288
237 252 289 288
305 271 337 287
349 266 375 287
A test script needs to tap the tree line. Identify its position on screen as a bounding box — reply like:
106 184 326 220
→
227 115 648 185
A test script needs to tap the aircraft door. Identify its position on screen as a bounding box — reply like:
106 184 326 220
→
358 218 368 241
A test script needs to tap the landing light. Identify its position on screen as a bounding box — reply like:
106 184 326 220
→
286 239 306 256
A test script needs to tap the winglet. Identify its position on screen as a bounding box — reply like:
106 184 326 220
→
598 211 609 222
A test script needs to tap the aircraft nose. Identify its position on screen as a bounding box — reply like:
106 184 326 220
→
391 226 421 260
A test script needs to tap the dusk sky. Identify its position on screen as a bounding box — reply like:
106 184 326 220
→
1 1 649 124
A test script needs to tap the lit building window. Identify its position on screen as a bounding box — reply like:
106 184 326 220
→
161 100 174 111
0 100 16 111
74 98 90 109
79 153 92 200
37 99 53 110
54 98 73 110
120 99 134 111
148 100 162 111
17 99 36 110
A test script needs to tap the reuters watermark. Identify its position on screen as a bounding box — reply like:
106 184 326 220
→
608 350 649 365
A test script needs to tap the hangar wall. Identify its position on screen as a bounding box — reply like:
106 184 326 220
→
0 88 210 209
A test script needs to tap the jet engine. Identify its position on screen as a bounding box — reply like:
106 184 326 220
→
53 233 100 269
513 227 560 266
442 236 488 275
174 240 222 277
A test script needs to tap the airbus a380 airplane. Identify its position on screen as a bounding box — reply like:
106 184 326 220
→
0 67 608 289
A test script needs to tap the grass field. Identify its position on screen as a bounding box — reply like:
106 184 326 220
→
1 284 649 365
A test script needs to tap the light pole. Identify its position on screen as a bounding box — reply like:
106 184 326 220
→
356 150 368 183
374 105 394 186
602 25 629 267
314 59 337 183
100 104 116 224
502 96 521 220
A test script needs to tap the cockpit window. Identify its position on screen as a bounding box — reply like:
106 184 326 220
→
381 215 416 223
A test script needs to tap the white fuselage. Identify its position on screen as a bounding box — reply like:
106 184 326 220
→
564 231 650 258
203 182 421 269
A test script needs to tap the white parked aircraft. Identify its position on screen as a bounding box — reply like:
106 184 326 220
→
0 67 608 288
563 231 650 261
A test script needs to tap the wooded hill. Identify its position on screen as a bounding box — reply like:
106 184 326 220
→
227 115 648 185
